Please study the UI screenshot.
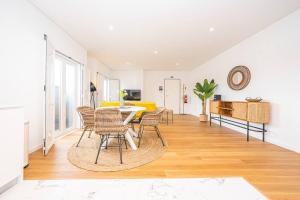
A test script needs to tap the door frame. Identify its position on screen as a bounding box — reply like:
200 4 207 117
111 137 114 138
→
97 73 110 102
164 78 181 114
108 79 120 101
43 36 84 156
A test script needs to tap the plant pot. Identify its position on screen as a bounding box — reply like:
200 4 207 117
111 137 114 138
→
199 114 208 122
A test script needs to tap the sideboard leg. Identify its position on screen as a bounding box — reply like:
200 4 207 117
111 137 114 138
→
209 113 212 126
219 115 222 127
247 121 250 142
262 124 265 142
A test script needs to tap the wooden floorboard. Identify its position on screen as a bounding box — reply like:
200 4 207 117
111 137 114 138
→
24 115 300 200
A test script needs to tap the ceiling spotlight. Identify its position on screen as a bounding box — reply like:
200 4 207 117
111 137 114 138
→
108 25 114 31
209 27 215 32
154 50 158 54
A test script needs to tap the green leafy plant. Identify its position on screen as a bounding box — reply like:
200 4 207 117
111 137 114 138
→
193 79 218 115
120 89 128 101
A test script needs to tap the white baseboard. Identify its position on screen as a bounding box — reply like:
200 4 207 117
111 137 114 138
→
267 137 300 153
29 144 42 154
0 177 19 194
190 113 300 154
28 129 79 154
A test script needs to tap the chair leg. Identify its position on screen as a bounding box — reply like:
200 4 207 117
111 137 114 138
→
118 134 123 164
76 127 87 147
95 135 105 164
88 129 92 138
131 123 135 131
138 125 144 148
123 135 128 149
155 126 165 146
106 134 109 149
167 112 169 125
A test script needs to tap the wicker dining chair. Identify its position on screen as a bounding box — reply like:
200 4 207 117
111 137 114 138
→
76 106 95 147
94 109 128 164
163 108 174 125
121 111 136 130
138 107 166 147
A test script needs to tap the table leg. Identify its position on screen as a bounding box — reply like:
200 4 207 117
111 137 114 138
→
128 127 138 137
123 111 137 125
123 111 138 150
125 131 137 150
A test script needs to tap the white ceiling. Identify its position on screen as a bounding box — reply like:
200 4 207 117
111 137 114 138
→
30 0 300 70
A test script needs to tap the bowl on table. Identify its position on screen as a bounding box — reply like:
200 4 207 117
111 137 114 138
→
245 97 263 102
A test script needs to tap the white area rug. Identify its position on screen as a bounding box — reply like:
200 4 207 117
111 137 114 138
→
0 178 267 200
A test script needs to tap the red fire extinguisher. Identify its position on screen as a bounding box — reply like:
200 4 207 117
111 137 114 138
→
183 95 188 103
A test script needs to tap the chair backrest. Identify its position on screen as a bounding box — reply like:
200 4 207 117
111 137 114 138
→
155 107 166 116
76 106 95 127
140 113 161 126
121 111 131 121
95 109 125 133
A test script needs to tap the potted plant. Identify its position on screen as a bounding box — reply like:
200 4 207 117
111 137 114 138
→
120 89 128 103
193 79 218 122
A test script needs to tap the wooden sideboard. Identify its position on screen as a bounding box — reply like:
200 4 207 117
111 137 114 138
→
209 100 270 141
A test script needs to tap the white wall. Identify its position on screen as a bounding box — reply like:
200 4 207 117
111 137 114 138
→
0 0 87 152
111 69 144 99
87 55 111 80
111 69 191 113
111 70 143 90
187 9 300 153
87 55 111 104
143 70 191 113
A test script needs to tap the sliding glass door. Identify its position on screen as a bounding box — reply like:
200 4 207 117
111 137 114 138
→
54 54 81 137
65 63 77 129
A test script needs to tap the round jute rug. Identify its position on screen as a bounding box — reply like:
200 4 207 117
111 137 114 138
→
68 131 167 172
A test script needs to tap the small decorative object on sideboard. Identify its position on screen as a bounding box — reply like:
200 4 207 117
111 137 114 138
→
245 97 263 102
214 94 221 101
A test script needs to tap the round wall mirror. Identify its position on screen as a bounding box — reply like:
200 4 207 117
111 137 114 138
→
232 71 243 85
227 66 251 90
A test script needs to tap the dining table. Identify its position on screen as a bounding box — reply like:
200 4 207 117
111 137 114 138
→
98 106 146 150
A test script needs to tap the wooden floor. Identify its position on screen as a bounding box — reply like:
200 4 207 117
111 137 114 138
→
25 115 300 200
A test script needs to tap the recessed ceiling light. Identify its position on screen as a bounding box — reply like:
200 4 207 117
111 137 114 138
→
108 25 114 31
175 62 180 66
153 50 158 54
209 27 215 32
126 62 132 65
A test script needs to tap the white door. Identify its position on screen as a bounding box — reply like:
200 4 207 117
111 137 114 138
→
164 79 181 114
109 79 120 101
44 38 55 156
98 74 108 102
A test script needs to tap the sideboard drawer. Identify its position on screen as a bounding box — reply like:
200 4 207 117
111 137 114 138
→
232 102 247 120
247 102 270 124
210 100 220 114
